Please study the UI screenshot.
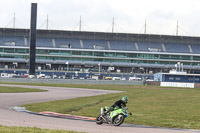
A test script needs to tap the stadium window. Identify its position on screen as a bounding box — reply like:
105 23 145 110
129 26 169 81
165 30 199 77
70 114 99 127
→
4 48 14 53
154 54 159 59
138 54 149 59
82 58 93 61
94 58 103 62
127 53 137 58
183 62 191 65
171 55 180 60
15 49 27 53
3 55 15 58
0 48 3 52
82 51 93 56
37 56 46 60
72 51 81 55
117 59 130 63
49 50 59 54
59 50 71 55
188 77 194 81
94 52 103 56
116 53 127 58
195 78 199 81
169 77 174 80
37 49 48 54
104 52 114 57
160 61 167 64
71 57 82 61
14 55 24 58
148 61 155 64
137 60 147 63
160 55 170 59
193 56 200 60
181 56 191 60
175 77 181 80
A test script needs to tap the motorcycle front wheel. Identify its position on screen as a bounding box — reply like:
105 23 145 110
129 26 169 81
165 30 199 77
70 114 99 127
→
96 115 103 125
113 115 125 126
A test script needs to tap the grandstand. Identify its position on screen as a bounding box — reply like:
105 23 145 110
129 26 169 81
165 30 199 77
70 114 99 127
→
0 28 200 74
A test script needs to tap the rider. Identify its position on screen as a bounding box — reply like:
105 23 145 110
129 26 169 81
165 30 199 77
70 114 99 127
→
104 96 128 115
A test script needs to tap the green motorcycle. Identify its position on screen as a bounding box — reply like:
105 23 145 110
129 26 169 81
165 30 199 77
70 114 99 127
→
96 106 132 126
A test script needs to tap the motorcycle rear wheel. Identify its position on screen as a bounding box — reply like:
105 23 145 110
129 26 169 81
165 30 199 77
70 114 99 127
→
113 115 124 126
96 115 103 125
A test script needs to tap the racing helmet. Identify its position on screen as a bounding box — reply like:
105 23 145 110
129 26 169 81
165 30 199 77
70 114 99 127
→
122 96 128 104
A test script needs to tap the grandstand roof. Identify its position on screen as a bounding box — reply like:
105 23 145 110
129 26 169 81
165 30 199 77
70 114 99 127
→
0 28 200 44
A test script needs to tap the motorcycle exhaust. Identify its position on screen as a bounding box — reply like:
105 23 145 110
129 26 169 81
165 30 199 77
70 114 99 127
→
101 107 104 114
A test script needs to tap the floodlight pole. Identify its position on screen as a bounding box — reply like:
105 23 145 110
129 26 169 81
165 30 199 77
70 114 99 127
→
176 21 179 36
112 18 114 33
144 19 147 34
13 13 15 28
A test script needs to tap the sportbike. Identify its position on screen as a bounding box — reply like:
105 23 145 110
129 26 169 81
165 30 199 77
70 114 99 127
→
96 106 132 126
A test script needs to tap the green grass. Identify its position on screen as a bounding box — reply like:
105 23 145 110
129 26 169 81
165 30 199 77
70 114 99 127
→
0 86 47 93
0 125 86 133
1 82 200 129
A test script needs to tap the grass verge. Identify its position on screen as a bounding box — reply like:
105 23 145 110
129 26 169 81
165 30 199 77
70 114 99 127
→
0 125 86 133
0 86 46 93
1 82 200 129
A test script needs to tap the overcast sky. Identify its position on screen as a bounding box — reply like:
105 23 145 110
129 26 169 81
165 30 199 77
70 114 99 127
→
0 0 200 36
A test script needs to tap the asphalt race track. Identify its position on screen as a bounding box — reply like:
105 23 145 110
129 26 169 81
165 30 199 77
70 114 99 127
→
0 84 199 133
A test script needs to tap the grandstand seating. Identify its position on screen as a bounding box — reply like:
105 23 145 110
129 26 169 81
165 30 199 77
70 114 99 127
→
109 40 136 51
36 37 53 47
164 43 190 53
0 36 25 46
82 39 108 50
1 35 200 54
190 44 200 54
55 38 81 49
137 42 163 52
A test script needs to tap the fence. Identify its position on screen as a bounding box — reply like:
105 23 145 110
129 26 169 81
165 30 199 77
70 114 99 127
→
0 78 145 85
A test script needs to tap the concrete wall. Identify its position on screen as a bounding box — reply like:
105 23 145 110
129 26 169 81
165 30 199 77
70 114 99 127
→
0 78 144 85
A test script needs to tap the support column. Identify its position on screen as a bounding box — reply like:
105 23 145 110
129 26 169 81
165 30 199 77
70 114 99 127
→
29 3 37 75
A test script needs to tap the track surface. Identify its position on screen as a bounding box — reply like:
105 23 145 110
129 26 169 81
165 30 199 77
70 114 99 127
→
0 84 199 133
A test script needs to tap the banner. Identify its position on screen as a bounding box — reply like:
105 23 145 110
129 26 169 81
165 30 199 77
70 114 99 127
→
160 82 194 88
